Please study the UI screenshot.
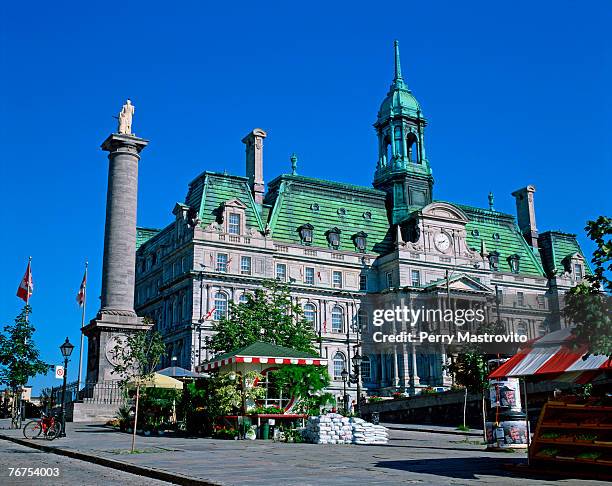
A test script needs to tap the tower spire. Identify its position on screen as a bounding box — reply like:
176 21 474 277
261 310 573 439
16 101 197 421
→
394 40 403 83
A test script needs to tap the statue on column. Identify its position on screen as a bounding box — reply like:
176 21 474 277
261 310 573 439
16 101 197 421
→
118 99 135 135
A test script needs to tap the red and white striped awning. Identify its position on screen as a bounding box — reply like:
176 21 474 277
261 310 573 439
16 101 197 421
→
489 327 611 383
199 356 328 372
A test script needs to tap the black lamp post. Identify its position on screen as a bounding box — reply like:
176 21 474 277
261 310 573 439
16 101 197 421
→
341 368 349 414
351 351 363 416
59 337 74 438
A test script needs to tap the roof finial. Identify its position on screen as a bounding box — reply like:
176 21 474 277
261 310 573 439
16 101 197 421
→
290 153 298 175
394 40 403 82
488 191 495 211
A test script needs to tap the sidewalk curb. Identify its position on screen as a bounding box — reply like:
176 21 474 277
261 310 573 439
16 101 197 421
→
383 424 483 437
0 432 220 486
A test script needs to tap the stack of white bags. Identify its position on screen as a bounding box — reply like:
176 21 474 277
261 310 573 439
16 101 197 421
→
302 413 389 445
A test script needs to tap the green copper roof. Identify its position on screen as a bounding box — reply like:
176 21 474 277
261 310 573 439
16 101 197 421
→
136 227 161 250
186 171 265 232
265 174 393 254
539 231 592 277
378 41 421 121
210 341 320 363
452 203 546 276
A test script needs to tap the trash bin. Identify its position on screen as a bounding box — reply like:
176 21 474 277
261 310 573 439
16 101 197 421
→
261 422 270 440
371 412 380 425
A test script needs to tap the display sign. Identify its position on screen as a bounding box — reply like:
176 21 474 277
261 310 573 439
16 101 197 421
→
54 365 64 379
489 378 521 411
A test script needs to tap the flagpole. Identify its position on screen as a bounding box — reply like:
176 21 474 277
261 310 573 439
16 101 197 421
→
25 256 32 323
77 262 88 393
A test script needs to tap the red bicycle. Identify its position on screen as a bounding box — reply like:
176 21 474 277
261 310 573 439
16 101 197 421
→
23 413 61 440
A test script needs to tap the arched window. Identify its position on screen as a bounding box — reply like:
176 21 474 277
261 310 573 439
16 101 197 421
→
331 306 344 333
239 293 250 304
357 309 368 332
385 137 392 165
333 352 346 380
394 126 402 155
214 292 228 320
303 303 316 329
406 132 418 163
360 356 371 381
516 321 528 337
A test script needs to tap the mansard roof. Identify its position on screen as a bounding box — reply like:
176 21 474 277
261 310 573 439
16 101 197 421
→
186 171 265 233
264 174 393 254
136 227 161 250
538 230 592 277
451 202 546 276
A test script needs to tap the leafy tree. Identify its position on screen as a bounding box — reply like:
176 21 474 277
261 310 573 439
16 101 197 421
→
271 365 333 415
0 306 49 427
564 216 612 356
206 280 317 355
183 371 264 435
110 322 165 452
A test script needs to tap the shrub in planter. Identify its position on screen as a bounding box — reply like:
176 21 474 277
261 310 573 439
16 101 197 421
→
213 427 239 440
368 396 383 403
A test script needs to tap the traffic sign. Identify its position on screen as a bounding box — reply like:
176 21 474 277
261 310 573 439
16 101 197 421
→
55 365 65 379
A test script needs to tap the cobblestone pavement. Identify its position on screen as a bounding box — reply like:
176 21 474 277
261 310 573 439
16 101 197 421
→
0 421 607 485
0 440 171 485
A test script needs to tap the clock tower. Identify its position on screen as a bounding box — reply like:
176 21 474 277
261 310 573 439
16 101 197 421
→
373 41 434 225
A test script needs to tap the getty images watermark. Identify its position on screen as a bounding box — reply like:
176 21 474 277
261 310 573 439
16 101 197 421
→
368 305 529 347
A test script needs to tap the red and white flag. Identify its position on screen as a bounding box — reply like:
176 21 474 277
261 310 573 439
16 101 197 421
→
76 268 87 307
204 307 217 320
17 259 34 303
317 271 322 281
322 320 327 333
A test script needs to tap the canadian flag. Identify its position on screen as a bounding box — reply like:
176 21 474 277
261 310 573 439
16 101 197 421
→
317 271 322 281
17 260 34 303
76 268 87 307
204 307 217 320
322 319 327 333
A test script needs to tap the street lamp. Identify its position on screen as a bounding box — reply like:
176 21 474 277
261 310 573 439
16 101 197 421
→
351 351 363 415
341 368 349 414
59 337 74 438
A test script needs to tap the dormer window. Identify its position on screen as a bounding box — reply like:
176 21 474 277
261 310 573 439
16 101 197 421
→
363 211 372 220
326 227 342 249
298 224 314 245
489 251 500 271
228 213 241 235
471 229 480 237
573 263 583 281
337 208 346 216
311 203 320 212
508 254 520 274
352 231 368 252
492 233 500 241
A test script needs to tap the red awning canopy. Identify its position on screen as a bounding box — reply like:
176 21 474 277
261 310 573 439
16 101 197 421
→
488 328 611 382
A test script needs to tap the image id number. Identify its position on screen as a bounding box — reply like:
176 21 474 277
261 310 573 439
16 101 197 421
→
9 467 60 477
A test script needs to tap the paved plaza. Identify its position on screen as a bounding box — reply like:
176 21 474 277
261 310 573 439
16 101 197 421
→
0 421 607 485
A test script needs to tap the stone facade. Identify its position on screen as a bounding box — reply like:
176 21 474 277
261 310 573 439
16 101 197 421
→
132 43 590 403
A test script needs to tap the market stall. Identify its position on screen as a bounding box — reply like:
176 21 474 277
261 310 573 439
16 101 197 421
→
488 327 611 478
197 341 327 439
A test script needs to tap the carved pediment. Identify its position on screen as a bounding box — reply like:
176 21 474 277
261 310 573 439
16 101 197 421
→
425 274 492 293
421 202 470 224
222 198 247 210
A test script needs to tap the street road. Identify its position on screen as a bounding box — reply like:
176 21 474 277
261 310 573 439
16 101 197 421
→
0 441 172 486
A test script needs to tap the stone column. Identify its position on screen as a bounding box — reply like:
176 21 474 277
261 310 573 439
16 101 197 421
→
100 134 148 316
83 132 150 389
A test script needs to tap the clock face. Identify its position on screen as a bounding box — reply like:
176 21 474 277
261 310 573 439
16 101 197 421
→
434 232 451 252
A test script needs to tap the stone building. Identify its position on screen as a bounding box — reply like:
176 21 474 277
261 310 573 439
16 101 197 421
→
133 42 590 400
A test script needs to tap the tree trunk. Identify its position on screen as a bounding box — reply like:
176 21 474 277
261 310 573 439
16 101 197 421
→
481 392 487 442
463 387 467 429
131 385 140 453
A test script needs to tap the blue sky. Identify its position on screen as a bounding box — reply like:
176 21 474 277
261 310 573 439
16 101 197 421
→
1 1 610 394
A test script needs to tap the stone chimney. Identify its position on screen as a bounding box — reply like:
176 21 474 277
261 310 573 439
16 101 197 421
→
242 128 267 204
511 185 538 248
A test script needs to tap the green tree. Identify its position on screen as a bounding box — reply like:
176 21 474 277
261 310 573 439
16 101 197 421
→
206 280 317 355
0 306 49 428
564 216 612 356
110 323 165 452
271 365 333 415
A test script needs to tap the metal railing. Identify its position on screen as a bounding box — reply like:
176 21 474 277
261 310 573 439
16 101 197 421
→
49 381 126 406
